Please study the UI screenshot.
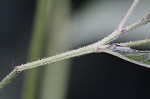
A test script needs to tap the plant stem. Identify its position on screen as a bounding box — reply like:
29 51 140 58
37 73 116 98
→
0 44 96 90
95 0 140 46
117 39 150 47
119 0 140 29
95 13 150 46
125 14 150 32
1 0 150 90
0 69 18 90
16 45 95 71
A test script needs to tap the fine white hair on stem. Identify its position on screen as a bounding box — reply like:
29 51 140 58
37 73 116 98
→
119 0 140 29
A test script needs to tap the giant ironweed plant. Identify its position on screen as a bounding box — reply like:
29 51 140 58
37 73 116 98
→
0 0 150 90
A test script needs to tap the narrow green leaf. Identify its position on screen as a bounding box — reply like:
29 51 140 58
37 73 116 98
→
104 45 150 68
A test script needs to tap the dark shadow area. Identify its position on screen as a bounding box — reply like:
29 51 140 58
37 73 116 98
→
0 0 36 99
68 43 150 99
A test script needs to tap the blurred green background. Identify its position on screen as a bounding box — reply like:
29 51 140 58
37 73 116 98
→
0 0 150 99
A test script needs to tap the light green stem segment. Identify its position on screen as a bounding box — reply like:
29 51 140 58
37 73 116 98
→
16 45 95 71
0 69 18 90
117 39 150 47
97 13 150 46
119 0 140 29
0 44 95 90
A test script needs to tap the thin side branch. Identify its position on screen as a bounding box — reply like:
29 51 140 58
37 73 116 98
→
95 13 150 46
95 0 140 46
125 14 150 32
119 0 140 29
116 39 150 47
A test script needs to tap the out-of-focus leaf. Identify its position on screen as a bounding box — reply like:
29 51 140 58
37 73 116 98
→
104 45 150 68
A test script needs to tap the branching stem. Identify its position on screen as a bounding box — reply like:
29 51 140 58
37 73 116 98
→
95 0 140 46
1 0 150 91
119 0 140 29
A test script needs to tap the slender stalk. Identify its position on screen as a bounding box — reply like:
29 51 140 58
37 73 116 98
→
95 0 140 46
0 69 18 90
125 14 150 32
117 39 150 47
1 0 150 90
16 45 95 71
95 13 150 46
118 0 140 29
0 44 96 90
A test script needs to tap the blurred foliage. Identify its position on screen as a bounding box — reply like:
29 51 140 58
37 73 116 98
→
22 0 54 99
22 0 71 99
